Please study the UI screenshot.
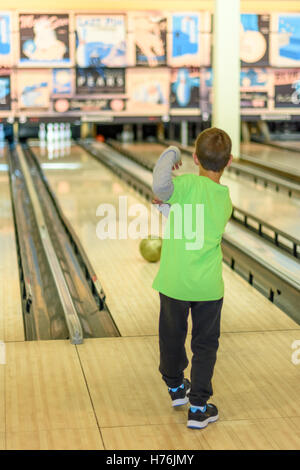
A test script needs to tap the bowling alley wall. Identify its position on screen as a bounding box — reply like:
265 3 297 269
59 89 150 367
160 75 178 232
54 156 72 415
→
0 9 300 124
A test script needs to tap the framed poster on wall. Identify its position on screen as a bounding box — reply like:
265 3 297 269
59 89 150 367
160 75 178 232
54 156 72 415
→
170 67 200 111
270 14 300 67
240 14 270 66
274 69 300 108
75 15 126 68
17 69 52 109
168 13 201 67
126 68 169 114
18 13 71 66
128 13 167 67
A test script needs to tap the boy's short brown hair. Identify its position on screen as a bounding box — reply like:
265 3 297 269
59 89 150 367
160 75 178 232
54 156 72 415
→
195 127 232 172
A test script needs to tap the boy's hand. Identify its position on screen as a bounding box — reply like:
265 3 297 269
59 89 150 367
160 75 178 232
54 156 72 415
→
172 160 182 170
152 197 163 205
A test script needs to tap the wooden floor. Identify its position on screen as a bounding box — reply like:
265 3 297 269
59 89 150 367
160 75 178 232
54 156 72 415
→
1 144 300 450
2 329 300 450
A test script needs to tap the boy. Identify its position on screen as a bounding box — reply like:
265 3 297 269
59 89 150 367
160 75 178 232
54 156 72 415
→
152 127 233 429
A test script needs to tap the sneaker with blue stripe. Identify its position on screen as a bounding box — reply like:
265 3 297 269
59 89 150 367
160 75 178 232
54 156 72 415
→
168 378 191 407
187 403 219 429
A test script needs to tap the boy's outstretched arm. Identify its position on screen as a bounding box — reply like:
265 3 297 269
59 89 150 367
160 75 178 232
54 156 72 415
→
152 146 182 201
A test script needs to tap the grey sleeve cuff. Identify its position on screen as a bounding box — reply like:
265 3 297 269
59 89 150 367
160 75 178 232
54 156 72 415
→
154 203 170 218
152 146 181 201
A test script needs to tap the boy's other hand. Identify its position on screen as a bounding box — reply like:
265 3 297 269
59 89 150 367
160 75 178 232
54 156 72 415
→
152 197 163 205
172 160 182 170
152 197 164 205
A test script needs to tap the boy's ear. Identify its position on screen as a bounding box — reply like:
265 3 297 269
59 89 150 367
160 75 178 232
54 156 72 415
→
193 153 199 166
226 154 233 168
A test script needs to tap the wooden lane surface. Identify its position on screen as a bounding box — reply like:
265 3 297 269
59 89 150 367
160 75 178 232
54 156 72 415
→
0 149 24 343
241 142 300 174
271 141 300 153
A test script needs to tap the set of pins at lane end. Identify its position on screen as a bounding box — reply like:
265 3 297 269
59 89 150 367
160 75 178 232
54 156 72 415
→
38 122 72 159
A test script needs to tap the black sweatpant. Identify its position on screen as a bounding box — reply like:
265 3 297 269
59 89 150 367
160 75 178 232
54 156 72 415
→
158 293 223 406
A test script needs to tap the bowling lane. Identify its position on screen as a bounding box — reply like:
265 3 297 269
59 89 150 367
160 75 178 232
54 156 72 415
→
107 141 300 244
240 142 300 177
91 141 152 187
166 140 300 178
31 143 299 335
117 142 172 168
0 148 24 342
271 141 300 152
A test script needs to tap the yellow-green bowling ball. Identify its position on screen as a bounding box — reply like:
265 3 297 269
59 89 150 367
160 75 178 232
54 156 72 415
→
139 236 162 263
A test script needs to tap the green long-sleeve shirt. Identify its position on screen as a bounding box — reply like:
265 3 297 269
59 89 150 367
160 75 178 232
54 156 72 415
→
152 154 232 301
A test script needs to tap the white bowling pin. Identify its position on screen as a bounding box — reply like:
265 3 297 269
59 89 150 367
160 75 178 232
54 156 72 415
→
65 123 71 142
47 123 54 143
58 123 65 157
39 123 46 147
54 123 60 141
59 123 65 142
